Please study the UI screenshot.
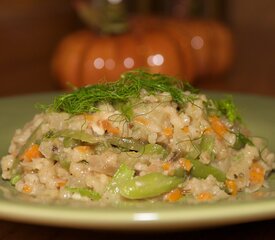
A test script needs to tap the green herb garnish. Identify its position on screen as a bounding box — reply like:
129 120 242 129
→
44 70 198 115
205 97 241 123
215 97 241 123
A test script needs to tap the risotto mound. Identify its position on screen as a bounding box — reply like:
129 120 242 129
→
1 70 274 203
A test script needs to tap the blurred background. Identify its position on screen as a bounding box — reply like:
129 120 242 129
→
0 0 275 97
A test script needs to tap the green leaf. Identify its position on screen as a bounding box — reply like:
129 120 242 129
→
42 70 198 115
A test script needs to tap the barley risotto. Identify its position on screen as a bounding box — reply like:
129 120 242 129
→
1 70 274 204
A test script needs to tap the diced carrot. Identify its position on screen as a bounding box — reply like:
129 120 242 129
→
209 116 227 137
182 126 189 133
204 127 213 134
101 119 120 135
163 127 174 137
196 192 213 201
226 179 238 196
162 162 171 171
252 191 266 198
249 162 265 185
165 188 183 202
133 116 149 126
74 145 91 153
56 179 67 188
179 159 193 172
21 144 42 161
84 114 94 122
22 184 32 193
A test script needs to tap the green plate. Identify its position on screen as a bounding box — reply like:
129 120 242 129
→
0 92 274 230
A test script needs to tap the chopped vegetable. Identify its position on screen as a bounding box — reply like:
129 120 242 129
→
56 179 67 188
162 162 171 171
22 184 32 193
46 129 104 145
11 123 43 176
233 132 254 150
133 116 149 126
162 127 174 137
196 192 213 201
179 159 193 172
189 158 226 182
185 146 200 160
106 164 135 194
249 162 265 185
225 179 238 196
66 187 101 200
209 116 227 137
21 144 42 161
58 158 71 170
164 188 183 202
143 143 168 158
63 137 80 148
200 135 215 153
101 119 120 135
108 137 145 152
84 114 94 122
182 126 189 133
119 172 184 200
173 168 187 178
10 175 21 185
73 145 92 153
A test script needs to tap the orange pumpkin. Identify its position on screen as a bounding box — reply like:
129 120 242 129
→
130 16 234 78
52 23 195 88
52 9 233 88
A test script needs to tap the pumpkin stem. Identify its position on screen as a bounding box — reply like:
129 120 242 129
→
74 0 128 34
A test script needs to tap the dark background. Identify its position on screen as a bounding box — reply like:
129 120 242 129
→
0 0 275 97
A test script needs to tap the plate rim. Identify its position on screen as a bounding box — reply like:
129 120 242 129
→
0 91 275 230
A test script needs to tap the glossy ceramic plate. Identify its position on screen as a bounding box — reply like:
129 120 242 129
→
0 92 274 230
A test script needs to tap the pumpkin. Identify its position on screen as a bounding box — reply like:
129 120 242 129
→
52 2 233 88
52 23 195 88
130 16 234 78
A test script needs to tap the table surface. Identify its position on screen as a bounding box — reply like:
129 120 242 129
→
0 217 274 240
